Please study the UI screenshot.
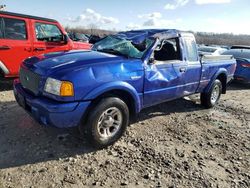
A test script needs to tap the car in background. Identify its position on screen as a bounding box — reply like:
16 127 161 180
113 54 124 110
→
231 45 250 50
198 46 227 56
68 32 89 43
89 35 105 44
0 11 92 78
223 49 250 83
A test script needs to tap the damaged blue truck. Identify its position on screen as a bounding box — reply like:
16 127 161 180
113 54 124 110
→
14 29 236 148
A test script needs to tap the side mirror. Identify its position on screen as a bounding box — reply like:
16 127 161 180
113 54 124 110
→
199 53 204 61
63 34 69 44
148 57 155 64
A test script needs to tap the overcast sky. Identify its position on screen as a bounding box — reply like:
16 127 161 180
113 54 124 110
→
1 0 250 34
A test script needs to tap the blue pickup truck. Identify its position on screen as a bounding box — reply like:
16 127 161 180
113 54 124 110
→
14 29 236 147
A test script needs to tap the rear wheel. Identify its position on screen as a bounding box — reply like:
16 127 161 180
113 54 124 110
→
201 79 222 108
80 97 129 148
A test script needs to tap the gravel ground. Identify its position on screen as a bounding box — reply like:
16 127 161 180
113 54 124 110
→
0 80 249 188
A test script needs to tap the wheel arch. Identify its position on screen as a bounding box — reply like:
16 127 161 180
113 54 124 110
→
204 69 228 94
0 68 4 78
216 73 227 94
81 82 142 124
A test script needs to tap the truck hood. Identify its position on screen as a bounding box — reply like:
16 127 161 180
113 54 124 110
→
23 50 129 75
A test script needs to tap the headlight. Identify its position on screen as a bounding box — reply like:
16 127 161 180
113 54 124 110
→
44 77 74 97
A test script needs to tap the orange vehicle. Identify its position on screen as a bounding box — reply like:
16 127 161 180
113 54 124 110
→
0 11 92 78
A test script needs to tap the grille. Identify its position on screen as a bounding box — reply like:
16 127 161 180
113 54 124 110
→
20 68 41 95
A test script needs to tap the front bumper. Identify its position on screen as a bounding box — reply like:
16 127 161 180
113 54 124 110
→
13 80 91 128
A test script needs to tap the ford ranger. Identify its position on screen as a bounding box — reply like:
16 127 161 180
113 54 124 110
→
14 29 236 148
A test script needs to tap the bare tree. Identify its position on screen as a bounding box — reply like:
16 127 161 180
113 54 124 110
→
0 4 6 11
65 26 116 37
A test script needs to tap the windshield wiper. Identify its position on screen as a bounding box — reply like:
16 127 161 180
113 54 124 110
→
96 49 129 58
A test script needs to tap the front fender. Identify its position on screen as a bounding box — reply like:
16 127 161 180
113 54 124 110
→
83 81 142 113
204 68 227 93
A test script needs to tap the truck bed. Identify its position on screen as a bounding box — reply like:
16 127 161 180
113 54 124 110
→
197 55 236 93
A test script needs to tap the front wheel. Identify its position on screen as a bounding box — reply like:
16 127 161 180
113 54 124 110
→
80 97 130 148
201 79 222 108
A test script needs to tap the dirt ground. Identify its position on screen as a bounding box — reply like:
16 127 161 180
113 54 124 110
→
0 80 249 188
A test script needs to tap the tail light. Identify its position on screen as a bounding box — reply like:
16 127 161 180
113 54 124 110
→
241 63 250 68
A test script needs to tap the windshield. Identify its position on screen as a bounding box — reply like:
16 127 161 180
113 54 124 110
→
75 33 88 41
92 36 154 59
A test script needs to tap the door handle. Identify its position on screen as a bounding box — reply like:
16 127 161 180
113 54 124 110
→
179 67 186 73
0 45 11 50
34 47 45 51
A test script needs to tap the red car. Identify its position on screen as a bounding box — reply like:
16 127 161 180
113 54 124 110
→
0 11 92 78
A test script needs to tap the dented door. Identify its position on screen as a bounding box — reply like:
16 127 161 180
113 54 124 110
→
143 60 187 107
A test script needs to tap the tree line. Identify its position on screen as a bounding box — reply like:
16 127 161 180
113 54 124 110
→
65 27 250 46
194 32 250 46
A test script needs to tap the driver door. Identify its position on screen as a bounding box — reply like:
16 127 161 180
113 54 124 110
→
31 20 70 56
143 38 187 107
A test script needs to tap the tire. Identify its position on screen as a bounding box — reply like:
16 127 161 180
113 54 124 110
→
201 79 222 108
80 97 130 148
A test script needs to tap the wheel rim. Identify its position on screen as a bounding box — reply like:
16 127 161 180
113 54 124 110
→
97 107 123 140
211 85 220 104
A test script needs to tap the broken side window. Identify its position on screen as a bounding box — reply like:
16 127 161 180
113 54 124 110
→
153 38 182 62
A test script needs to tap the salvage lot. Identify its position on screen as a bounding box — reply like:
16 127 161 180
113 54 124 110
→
0 81 249 188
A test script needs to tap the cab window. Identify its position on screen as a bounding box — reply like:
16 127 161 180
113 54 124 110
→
184 38 198 61
2 17 27 40
153 38 182 62
35 22 63 42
